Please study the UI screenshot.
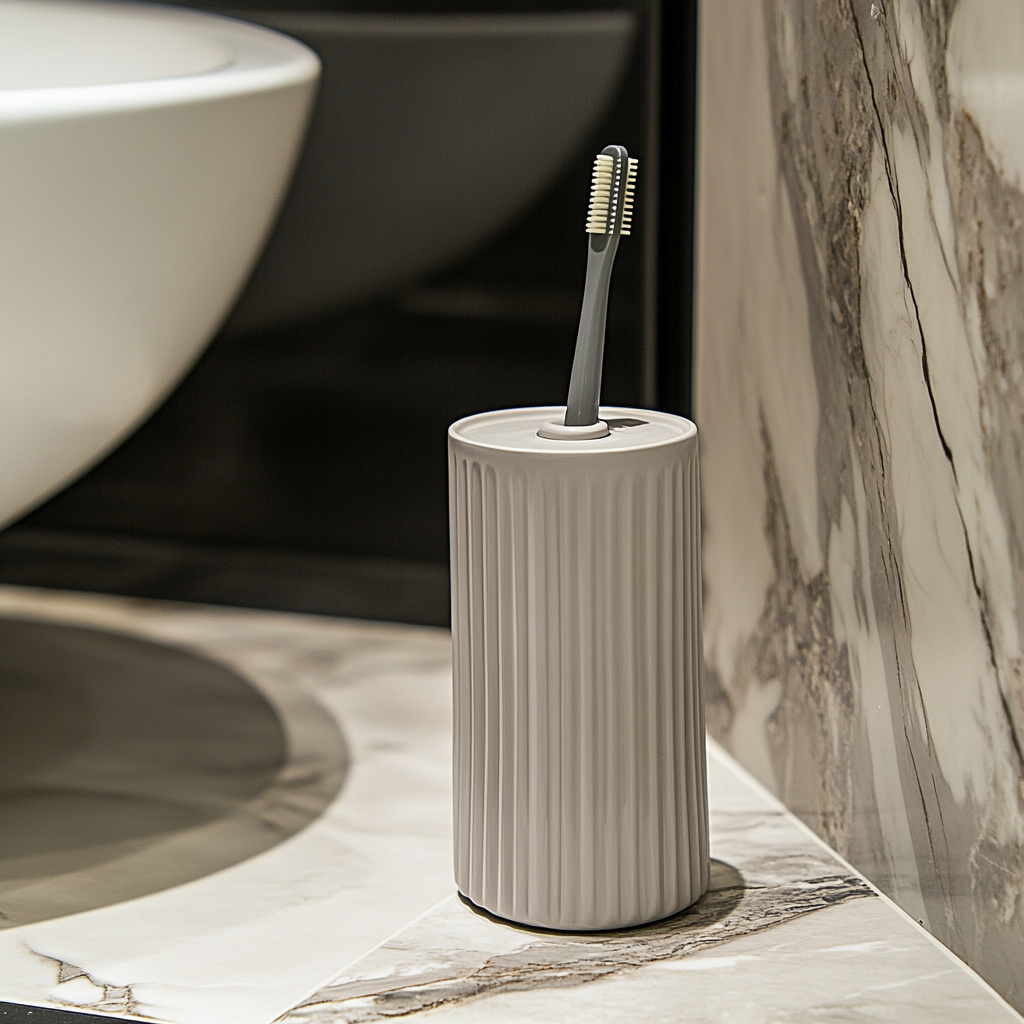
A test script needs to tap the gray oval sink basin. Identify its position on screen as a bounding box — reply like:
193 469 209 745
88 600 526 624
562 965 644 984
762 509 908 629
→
0 617 347 926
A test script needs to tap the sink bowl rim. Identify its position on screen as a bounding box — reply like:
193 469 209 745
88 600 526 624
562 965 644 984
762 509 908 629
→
0 1 320 124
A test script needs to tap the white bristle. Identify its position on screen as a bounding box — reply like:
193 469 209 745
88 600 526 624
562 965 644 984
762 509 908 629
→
586 154 616 233
586 152 638 234
620 157 638 235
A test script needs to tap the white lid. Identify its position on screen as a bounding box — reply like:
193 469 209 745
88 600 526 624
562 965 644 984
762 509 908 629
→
449 406 696 454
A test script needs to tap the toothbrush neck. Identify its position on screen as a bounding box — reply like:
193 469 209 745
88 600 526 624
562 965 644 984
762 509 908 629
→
563 235 621 427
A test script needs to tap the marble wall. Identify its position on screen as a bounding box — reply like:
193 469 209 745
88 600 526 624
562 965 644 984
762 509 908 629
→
695 0 1024 1008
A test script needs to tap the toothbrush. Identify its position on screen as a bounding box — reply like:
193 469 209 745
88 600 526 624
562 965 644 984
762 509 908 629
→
563 144 637 428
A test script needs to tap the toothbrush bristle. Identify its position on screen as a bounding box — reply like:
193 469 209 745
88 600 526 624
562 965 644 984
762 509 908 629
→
586 153 614 234
620 158 638 236
585 151 637 235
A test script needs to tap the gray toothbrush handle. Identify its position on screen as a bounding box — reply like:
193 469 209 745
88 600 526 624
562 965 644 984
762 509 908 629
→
564 234 620 426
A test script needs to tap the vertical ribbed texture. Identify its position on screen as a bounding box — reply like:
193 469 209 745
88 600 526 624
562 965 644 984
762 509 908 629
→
449 427 708 930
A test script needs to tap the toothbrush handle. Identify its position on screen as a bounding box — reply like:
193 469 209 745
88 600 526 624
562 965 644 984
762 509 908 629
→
564 234 620 426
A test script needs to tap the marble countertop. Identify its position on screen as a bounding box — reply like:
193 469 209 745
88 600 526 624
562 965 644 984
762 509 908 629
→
0 587 1018 1024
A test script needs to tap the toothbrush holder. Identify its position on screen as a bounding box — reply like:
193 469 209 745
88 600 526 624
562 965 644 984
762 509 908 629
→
448 405 709 931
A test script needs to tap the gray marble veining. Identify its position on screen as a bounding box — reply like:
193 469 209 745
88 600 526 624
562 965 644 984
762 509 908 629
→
0 587 1015 1022
696 0 1024 1010
278 743 1016 1023
277 882 879 1022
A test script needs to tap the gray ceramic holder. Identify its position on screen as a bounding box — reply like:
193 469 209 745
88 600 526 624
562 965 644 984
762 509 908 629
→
448 405 709 931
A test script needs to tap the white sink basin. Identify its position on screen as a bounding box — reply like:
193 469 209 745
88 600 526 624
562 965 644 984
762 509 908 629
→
0 1 318 529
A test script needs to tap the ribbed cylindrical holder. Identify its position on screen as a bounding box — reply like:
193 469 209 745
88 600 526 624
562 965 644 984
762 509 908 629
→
448 406 708 931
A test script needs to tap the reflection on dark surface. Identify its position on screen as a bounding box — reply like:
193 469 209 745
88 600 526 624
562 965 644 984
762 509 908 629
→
225 10 636 331
0 617 347 926
0 530 452 626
